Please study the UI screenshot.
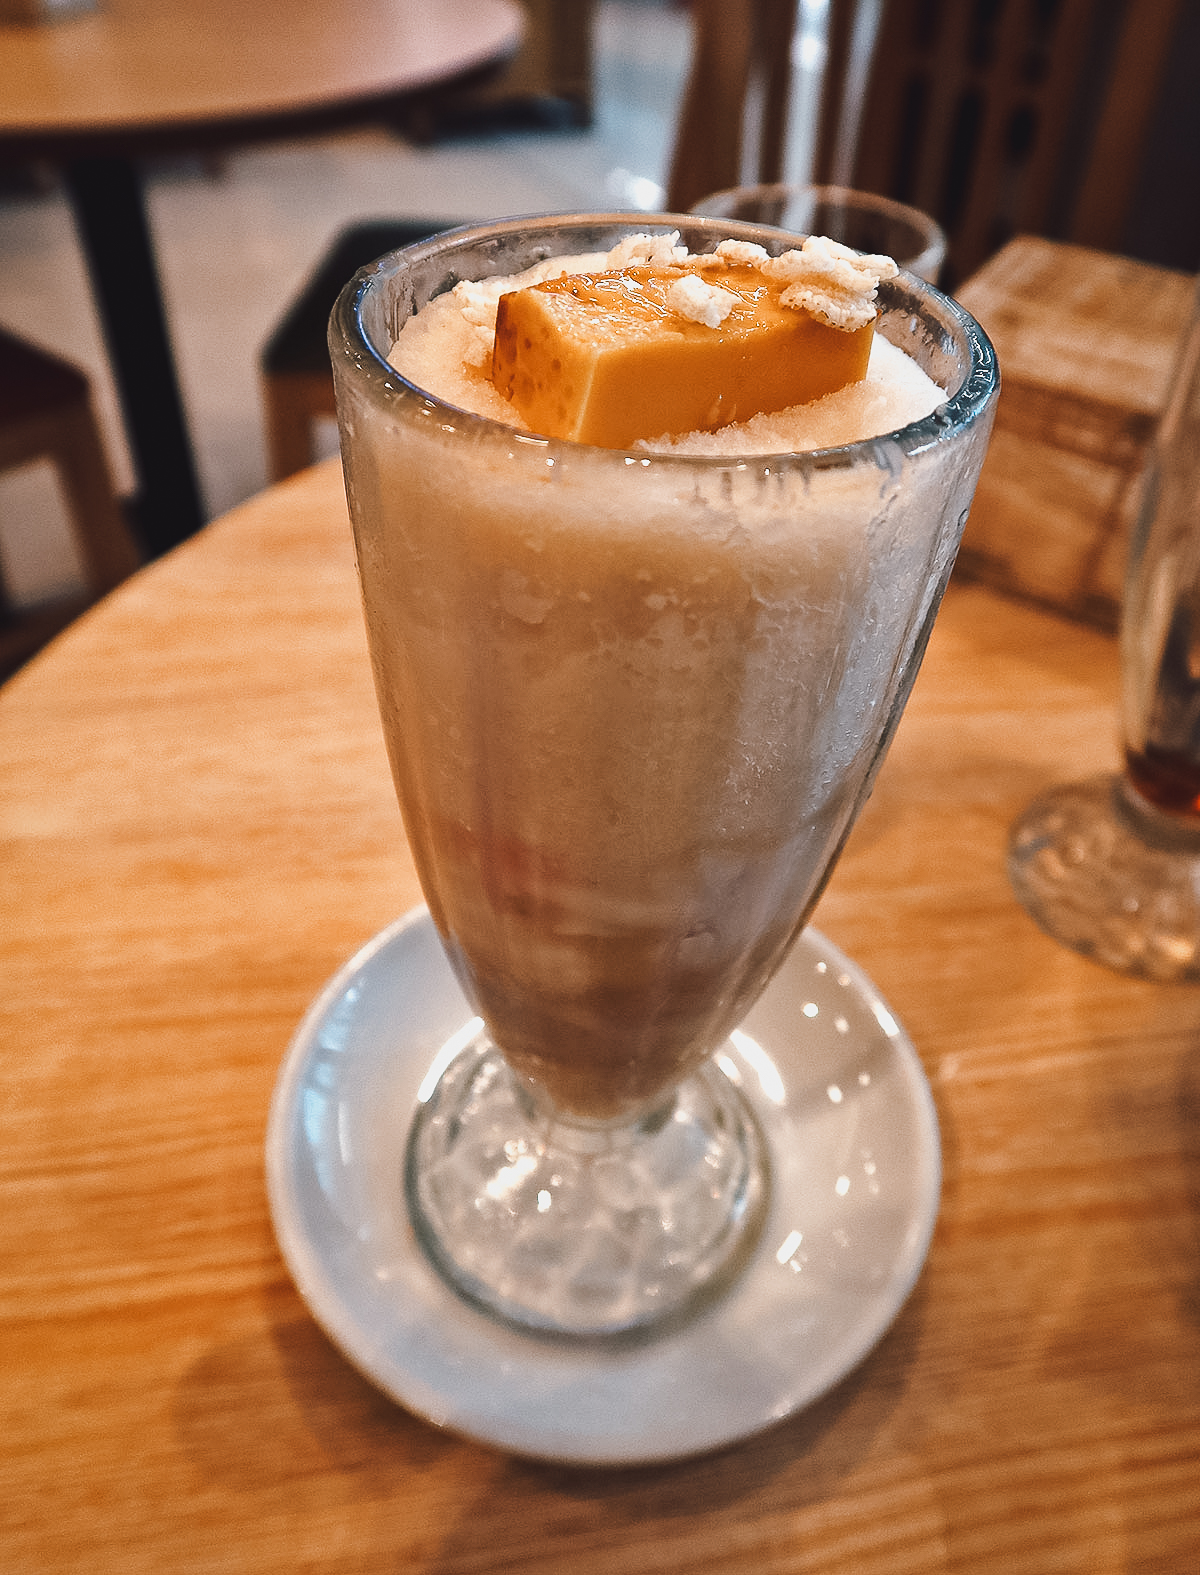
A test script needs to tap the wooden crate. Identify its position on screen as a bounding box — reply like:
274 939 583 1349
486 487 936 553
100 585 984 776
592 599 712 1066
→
953 236 1194 630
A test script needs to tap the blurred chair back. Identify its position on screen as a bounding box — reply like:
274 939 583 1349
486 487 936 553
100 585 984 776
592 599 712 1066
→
665 0 797 217
828 0 1183 288
0 329 141 682
669 0 1183 289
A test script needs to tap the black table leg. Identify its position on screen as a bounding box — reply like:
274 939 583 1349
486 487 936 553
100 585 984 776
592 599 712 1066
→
62 154 206 558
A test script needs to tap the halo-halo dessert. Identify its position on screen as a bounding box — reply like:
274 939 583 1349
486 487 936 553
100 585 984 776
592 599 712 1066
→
378 229 942 1121
329 214 998 1336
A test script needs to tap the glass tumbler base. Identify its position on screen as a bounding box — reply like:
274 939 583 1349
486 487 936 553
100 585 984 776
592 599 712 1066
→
1008 773 1200 981
405 1031 769 1338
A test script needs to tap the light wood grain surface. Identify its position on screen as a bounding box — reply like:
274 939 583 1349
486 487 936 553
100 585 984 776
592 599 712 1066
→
4 445 1200 1569
0 0 523 145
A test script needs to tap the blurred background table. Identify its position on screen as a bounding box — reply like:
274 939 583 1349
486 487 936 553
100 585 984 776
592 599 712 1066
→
0 0 523 557
3 443 1199 1569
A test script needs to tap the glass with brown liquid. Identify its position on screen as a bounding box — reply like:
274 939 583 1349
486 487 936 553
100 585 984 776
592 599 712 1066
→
1010 277 1200 978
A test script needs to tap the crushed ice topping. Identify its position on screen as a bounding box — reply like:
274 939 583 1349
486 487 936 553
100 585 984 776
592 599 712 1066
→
666 274 740 328
759 235 899 331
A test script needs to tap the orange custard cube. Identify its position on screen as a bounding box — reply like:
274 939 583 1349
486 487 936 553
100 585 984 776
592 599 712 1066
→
491 262 874 448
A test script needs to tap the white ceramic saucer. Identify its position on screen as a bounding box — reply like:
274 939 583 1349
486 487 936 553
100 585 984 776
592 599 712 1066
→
266 908 940 1466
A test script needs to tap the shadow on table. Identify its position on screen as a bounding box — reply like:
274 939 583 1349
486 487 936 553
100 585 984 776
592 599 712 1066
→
1178 1040 1200 1332
173 1284 449 1502
519 1288 926 1497
174 1267 929 1559
428 1287 933 1570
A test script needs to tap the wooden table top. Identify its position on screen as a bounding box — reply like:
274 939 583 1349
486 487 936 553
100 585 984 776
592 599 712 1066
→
3 454 1199 1571
0 0 523 153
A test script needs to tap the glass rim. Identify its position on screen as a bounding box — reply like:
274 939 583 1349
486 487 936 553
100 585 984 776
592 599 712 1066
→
329 210 998 471
691 181 947 233
688 184 948 284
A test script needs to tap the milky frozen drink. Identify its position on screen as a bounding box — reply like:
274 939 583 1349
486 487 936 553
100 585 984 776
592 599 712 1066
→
331 217 996 1120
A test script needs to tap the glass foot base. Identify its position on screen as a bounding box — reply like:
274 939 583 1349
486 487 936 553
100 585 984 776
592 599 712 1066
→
1008 773 1200 981
405 1031 768 1338
268 910 941 1461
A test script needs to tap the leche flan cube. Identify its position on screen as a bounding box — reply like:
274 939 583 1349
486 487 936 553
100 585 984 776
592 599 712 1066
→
491 258 876 449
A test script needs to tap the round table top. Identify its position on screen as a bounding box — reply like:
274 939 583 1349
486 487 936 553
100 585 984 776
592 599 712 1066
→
3 457 1200 1571
0 0 524 154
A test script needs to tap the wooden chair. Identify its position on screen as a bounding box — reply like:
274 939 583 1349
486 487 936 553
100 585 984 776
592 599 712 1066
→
260 219 456 483
259 2 599 483
665 0 798 219
0 329 141 682
668 0 1185 289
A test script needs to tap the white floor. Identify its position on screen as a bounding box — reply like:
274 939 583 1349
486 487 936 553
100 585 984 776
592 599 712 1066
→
0 1 699 603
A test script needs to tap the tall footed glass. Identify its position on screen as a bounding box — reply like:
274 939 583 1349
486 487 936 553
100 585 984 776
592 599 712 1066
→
330 214 998 1337
1009 279 1200 979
